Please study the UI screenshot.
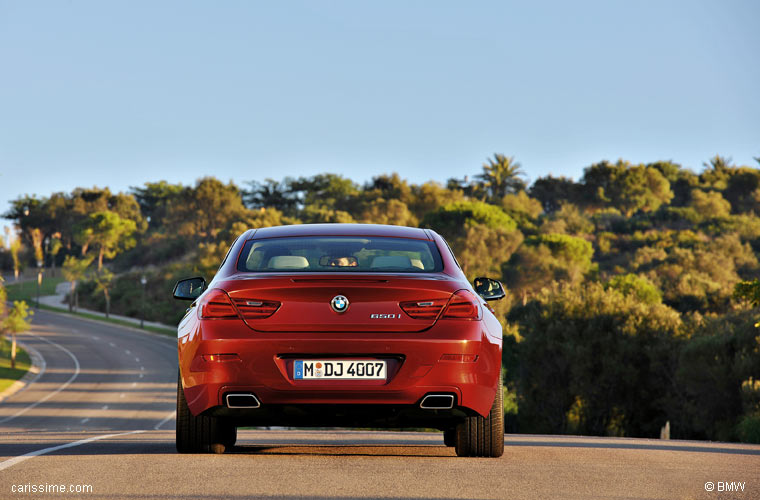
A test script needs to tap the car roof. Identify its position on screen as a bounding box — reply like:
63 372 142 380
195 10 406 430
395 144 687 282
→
248 223 432 240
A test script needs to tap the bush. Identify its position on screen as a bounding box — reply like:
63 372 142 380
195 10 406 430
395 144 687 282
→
509 282 682 437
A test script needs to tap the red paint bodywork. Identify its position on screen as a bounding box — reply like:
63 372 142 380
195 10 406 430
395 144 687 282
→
177 224 503 423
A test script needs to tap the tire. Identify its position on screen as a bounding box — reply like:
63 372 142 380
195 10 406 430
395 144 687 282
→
176 373 231 454
443 428 456 447
222 424 237 450
454 375 504 457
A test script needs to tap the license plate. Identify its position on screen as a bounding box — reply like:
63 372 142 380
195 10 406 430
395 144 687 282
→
294 360 387 380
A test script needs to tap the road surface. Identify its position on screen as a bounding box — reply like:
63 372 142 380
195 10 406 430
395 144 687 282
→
0 309 757 499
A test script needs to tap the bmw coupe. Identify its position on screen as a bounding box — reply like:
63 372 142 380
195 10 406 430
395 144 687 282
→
172 223 506 457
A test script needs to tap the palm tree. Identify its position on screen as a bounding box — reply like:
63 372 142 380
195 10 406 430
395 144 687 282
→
475 154 527 201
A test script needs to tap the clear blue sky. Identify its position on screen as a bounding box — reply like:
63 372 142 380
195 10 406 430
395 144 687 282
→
1 1 758 234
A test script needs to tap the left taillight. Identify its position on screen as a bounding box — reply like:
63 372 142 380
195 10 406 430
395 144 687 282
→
198 289 281 320
198 289 239 319
231 298 280 319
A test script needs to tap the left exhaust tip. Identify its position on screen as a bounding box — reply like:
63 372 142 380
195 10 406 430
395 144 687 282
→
225 393 261 408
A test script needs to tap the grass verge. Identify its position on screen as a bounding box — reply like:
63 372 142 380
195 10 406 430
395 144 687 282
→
0 337 31 393
4 276 66 303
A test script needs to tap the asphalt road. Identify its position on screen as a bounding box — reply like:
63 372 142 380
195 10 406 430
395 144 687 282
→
0 309 758 500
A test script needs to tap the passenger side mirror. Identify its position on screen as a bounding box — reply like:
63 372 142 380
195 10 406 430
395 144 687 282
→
173 277 206 301
473 277 506 301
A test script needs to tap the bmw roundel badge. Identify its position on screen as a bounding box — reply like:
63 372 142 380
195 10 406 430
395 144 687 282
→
331 295 349 313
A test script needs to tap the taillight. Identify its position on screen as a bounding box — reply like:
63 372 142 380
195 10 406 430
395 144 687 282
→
399 298 447 319
231 298 280 319
441 290 482 320
198 289 238 319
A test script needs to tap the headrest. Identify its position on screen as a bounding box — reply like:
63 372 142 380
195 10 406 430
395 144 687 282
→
268 255 309 269
370 256 412 269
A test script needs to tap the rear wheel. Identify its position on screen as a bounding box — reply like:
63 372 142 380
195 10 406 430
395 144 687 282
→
443 429 456 447
176 373 232 454
454 376 504 457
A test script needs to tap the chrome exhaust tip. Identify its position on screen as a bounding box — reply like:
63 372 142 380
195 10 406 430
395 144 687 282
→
225 393 261 409
420 394 455 410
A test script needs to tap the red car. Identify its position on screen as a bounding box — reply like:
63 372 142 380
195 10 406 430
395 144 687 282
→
173 223 506 457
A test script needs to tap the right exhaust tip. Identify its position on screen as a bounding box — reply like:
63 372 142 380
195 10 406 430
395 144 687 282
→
420 394 455 410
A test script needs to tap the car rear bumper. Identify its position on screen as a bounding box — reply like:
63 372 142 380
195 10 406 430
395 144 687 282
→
178 318 502 421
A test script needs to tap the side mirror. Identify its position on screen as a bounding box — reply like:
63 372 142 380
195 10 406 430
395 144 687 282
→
173 277 206 301
473 277 506 301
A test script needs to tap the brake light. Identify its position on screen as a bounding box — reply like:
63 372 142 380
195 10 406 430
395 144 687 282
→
232 298 281 319
399 298 447 319
198 289 238 319
441 290 482 320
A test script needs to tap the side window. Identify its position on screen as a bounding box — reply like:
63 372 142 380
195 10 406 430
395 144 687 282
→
441 237 461 270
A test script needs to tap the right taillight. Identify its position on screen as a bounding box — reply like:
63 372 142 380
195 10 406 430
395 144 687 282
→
198 289 238 319
399 298 447 319
440 290 482 320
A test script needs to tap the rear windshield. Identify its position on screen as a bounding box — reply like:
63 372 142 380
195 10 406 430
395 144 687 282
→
237 236 443 273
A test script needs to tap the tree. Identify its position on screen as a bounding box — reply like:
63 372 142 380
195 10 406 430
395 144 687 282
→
289 173 361 214
475 154 527 201
504 233 595 297
408 181 465 221
163 178 249 240
61 255 93 312
48 235 62 276
93 267 115 318
243 178 299 213
530 175 580 213
357 199 417 227
131 180 185 228
581 160 674 216
606 273 662 305
0 279 33 370
9 237 22 281
423 201 522 280
2 300 33 369
700 155 733 191
74 211 137 271
689 189 731 219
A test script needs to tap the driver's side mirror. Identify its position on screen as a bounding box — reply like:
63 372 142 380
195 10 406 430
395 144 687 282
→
473 277 506 301
173 277 206 301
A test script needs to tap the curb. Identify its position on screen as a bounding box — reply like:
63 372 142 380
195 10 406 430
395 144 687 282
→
0 340 46 403
37 305 177 344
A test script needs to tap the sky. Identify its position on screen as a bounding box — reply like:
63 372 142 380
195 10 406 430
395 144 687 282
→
1 1 759 238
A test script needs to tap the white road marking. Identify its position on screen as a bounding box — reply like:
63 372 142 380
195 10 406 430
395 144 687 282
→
125 349 131 355
108 342 116 347
0 430 145 472
92 335 100 340
135 357 140 363
154 410 176 430
140 366 144 371
101 405 108 410
0 333 81 425
139 373 144 378
80 418 89 424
